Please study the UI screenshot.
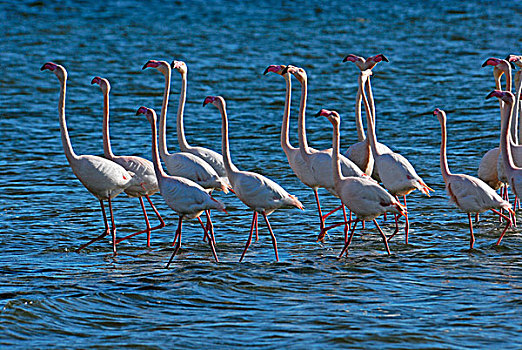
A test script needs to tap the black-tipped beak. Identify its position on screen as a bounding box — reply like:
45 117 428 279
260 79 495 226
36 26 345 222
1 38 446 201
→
314 111 322 117
263 67 270 75
485 91 497 99
142 61 151 70
381 54 390 62
281 66 289 75
40 64 47 71
481 60 489 68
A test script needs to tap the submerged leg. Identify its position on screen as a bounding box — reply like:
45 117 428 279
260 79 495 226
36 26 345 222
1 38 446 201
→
166 216 183 268
491 209 513 245
239 212 257 262
373 219 391 255
77 199 110 252
468 213 475 249
262 211 279 262
338 220 359 258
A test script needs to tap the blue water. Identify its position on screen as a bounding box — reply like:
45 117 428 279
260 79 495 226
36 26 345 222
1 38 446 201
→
1 1 522 348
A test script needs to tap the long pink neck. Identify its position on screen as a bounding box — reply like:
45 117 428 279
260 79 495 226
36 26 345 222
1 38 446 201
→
515 70 522 143
158 67 172 159
281 74 295 153
176 71 190 152
297 76 310 156
360 74 380 156
102 91 115 159
216 100 238 176
57 76 78 163
365 75 377 126
331 118 343 187
150 116 168 182
354 78 365 142
437 114 451 182
500 97 517 172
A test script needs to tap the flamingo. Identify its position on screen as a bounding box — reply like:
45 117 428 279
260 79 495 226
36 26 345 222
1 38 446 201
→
203 96 303 262
507 55 522 143
91 77 165 247
316 108 405 257
263 64 327 239
41 62 133 255
136 107 225 267
359 70 433 243
282 65 364 242
170 60 229 183
433 108 512 248
342 54 393 177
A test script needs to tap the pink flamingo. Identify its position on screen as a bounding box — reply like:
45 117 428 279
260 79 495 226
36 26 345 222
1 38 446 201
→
136 107 225 267
316 108 405 257
433 108 512 248
203 96 303 262
41 63 133 255
91 77 165 247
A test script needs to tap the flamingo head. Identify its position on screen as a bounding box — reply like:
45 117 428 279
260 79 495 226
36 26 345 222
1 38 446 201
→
41 62 67 80
203 95 224 108
281 65 307 83
433 108 446 122
482 57 513 72
506 54 522 68
365 54 389 70
142 60 170 75
91 76 111 93
171 60 188 74
486 90 515 104
263 65 287 76
342 54 366 70
315 108 340 125
136 106 157 124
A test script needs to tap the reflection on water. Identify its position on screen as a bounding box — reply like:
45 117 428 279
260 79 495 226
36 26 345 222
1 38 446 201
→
1 1 521 348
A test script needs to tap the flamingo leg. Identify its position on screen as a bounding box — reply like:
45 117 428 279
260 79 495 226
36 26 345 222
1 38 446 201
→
114 195 165 247
166 216 183 268
373 219 391 255
76 199 110 252
491 209 513 245
403 195 409 244
205 210 216 247
255 214 259 242
475 213 479 223
107 198 117 256
239 212 257 262
322 204 344 220
261 211 279 262
386 214 400 242
338 220 359 258
202 212 219 263
468 213 475 249
314 189 327 241
342 205 349 243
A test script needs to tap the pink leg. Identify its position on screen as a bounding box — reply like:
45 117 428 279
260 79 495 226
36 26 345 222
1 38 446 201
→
491 209 513 245
239 212 257 262
255 214 259 242
200 213 219 263
76 199 110 252
261 211 279 262
206 210 217 246
342 205 349 243
322 203 344 220
468 213 475 249
107 198 117 256
373 219 391 255
166 216 183 268
403 195 409 244
386 214 400 242
475 213 479 223
314 189 327 241
115 195 165 247
338 220 359 258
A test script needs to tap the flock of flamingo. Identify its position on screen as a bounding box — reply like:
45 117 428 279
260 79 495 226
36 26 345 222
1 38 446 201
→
40 53 522 266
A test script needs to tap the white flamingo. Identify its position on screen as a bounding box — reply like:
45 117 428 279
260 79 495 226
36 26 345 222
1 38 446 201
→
433 108 512 248
136 107 225 267
282 65 364 242
203 96 303 262
41 62 133 255
342 54 393 177
316 108 404 257
359 70 433 243
508 55 522 143
170 60 229 183
91 77 165 248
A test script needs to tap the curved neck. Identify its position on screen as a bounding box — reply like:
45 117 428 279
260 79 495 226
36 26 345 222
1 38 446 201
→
102 91 115 159
296 77 310 154
360 74 380 156
354 78 366 141
158 68 172 158
438 116 451 182
331 119 344 186
150 117 168 181
57 77 78 162
366 75 377 126
281 74 294 152
500 97 517 172
515 70 522 144
176 71 190 151
217 101 237 175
